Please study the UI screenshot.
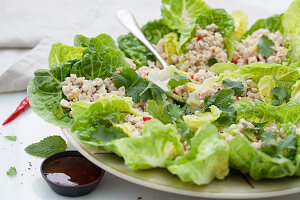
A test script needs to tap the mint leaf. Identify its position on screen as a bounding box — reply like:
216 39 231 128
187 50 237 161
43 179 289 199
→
270 76 289 106
222 79 246 95
257 35 274 57
168 72 190 89
6 166 17 177
4 135 17 141
25 136 67 158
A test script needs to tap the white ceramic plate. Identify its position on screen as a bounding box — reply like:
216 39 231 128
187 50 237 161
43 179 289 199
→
62 128 300 199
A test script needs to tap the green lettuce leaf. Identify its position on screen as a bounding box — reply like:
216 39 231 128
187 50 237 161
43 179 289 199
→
27 60 77 128
283 0 300 63
71 95 132 152
74 34 90 47
113 119 184 169
118 34 155 67
208 63 239 74
183 105 222 131
239 14 284 41
48 43 84 68
163 33 179 64
229 135 295 180
178 8 235 59
234 98 300 125
291 80 300 100
166 123 229 185
161 0 210 31
141 19 172 45
258 75 277 104
295 135 300 176
117 19 171 67
234 63 299 90
71 34 130 79
28 34 130 128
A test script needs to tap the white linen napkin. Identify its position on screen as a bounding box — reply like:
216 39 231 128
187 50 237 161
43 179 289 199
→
0 0 100 48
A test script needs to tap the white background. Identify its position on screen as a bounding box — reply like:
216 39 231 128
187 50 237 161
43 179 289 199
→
0 0 299 199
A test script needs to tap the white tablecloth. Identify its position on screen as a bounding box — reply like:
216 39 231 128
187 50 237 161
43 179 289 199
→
1 0 299 199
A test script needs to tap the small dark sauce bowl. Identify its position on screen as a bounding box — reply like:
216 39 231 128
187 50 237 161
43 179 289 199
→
41 151 105 197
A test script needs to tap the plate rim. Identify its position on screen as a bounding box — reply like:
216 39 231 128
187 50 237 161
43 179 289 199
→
62 128 300 199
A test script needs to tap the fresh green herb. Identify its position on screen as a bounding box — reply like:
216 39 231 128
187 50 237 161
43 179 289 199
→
253 121 269 129
240 121 268 142
261 132 297 159
6 166 17 177
112 68 164 103
201 89 237 126
208 58 218 66
270 76 289 106
25 136 67 158
222 79 246 95
168 72 191 89
4 135 17 141
147 100 192 141
181 104 197 115
257 35 274 57
242 123 259 142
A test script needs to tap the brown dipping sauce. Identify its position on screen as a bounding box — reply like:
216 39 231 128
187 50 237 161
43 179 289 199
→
43 156 101 186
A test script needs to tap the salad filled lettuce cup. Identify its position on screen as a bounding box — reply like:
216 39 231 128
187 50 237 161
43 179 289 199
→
27 0 300 186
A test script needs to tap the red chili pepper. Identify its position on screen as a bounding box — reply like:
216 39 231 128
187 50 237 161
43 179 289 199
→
2 96 30 125
231 56 241 64
196 35 202 41
235 96 240 101
173 90 177 94
143 117 152 121
190 75 194 80
231 58 237 64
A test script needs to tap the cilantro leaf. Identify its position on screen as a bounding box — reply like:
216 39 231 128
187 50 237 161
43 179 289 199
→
6 166 17 177
208 58 217 66
146 100 193 141
278 134 297 158
240 121 268 142
25 136 67 158
168 72 190 89
167 103 184 117
201 89 237 126
112 68 164 103
257 35 274 57
261 130 297 159
242 123 258 142
222 79 246 95
270 76 289 106
4 135 17 141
